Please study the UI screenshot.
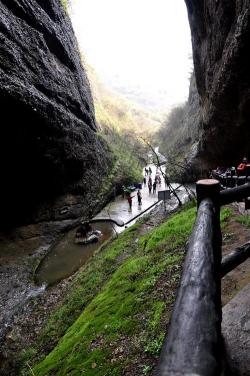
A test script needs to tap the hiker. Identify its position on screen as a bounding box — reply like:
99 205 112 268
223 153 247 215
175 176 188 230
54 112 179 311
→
143 176 147 186
158 176 161 186
148 166 152 176
148 181 152 194
145 167 148 176
148 176 152 185
127 193 134 209
137 190 142 206
164 175 168 187
153 181 157 194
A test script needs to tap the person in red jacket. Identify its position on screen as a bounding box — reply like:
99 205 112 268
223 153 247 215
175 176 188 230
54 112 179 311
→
237 157 248 172
127 193 135 209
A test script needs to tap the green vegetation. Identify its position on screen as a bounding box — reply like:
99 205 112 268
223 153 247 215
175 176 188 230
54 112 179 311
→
220 207 233 229
84 62 159 191
154 73 200 179
95 96 147 189
235 214 250 227
23 203 232 375
60 0 68 12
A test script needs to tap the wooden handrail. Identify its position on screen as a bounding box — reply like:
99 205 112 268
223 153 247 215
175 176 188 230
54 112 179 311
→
157 179 222 375
220 183 250 206
221 242 250 278
156 179 250 375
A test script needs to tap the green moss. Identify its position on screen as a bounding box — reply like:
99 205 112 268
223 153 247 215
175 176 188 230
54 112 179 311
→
31 228 136 359
140 205 196 252
32 253 164 375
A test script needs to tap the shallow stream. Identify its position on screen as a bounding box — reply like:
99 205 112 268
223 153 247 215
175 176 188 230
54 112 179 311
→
35 222 116 286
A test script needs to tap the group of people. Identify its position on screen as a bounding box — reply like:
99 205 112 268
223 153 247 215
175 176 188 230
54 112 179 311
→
213 157 250 176
126 166 165 210
146 172 161 194
144 167 152 176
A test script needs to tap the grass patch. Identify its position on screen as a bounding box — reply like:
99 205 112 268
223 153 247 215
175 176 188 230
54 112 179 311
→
235 214 250 227
220 207 233 229
24 201 232 375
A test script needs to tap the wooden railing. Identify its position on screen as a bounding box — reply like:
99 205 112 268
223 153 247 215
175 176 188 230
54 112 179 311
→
156 179 250 376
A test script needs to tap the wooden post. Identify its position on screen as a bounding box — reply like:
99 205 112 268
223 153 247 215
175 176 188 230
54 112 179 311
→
196 179 220 208
197 179 222 321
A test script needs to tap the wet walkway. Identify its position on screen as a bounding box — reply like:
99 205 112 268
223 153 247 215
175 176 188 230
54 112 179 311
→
94 164 168 226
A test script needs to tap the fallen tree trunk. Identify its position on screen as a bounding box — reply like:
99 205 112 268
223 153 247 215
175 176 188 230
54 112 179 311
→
221 242 250 278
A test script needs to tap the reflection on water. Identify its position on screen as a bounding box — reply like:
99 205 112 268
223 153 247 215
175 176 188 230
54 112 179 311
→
35 222 116 286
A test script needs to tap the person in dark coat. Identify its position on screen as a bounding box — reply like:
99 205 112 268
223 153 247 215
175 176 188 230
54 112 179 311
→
137 190 142 206
153 181 157 194
148 180 152 194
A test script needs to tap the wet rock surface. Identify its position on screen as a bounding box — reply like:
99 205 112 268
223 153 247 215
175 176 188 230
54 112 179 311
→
0 0 111 226
185 0 250 170
222 283 250 375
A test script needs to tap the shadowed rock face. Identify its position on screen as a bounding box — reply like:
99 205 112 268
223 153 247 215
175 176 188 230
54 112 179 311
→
185 0 250 170
0 0 111 226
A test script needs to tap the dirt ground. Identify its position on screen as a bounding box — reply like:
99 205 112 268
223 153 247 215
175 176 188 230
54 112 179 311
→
221 204 250 306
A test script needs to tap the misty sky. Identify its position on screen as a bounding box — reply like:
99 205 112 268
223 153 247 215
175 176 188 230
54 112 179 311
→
70 0 193 110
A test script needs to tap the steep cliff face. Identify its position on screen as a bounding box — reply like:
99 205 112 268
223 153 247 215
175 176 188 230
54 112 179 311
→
0 0 111 226
185 0 250 170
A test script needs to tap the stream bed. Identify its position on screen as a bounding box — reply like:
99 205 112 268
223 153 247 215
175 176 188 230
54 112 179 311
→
35 222 116 286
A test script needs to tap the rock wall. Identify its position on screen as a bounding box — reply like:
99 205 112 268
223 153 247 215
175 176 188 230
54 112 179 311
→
185 0 250 171
0 0 111 226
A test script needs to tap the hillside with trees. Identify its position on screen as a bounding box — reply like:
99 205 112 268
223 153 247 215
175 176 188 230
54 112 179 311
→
155 73 200 180
85 61 160 192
